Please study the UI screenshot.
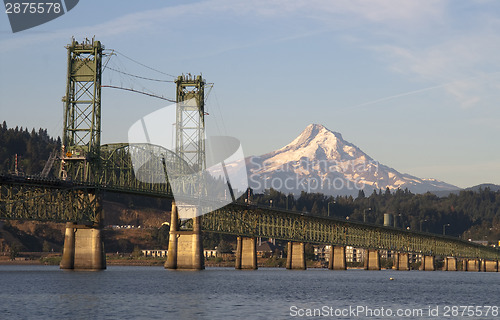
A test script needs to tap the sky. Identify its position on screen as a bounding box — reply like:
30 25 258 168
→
0 0 499 188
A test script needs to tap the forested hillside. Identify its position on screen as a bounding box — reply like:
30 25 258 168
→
0 121 60 176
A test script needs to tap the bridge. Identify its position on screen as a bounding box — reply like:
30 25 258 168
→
0 38 499 272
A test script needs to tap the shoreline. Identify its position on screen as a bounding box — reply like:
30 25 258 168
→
0 253 376 269
0 256 325 268
0 259 376 269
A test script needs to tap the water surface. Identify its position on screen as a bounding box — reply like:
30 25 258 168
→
0 266 498 319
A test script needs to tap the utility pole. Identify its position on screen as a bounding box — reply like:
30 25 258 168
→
328 201 336 216
364 207 372 223
420 219 428 232
443 224 451 235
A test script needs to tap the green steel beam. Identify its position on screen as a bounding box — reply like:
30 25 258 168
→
0 176 99 223
0 174 498 259
202 203 500 260
175 74 205 172
60 38 103 183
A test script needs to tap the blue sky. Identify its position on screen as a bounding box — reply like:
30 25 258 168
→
1 0 499 188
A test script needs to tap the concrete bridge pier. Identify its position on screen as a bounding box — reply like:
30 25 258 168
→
60 222 106 270
483 260 499 272
60 222 75 269
235 237 257 270
394 253 410 271
165 202 204 270
465 259 481 272
60 192 106 270
419 255 435 271
462 258 468 271
328 246 346 270
443 257 457 271
364 250 380 270
286 242 306 270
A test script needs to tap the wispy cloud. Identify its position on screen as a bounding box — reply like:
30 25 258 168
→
225 0 447 26
350 71 500 109
373 32 500 108
0 1 216 52
0 0 448 52
2 0 499 111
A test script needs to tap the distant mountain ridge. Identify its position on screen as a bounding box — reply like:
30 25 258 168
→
431 183 500 197
465 183 500 192
247 124 458 196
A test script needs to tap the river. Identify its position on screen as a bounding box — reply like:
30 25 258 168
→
0 265 498 319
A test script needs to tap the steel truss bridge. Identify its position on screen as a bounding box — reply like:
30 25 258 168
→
0 38 499 262
1 172 499 260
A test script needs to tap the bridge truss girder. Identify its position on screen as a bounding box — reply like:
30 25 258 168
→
99 143 197 197
202 204 500 260
0 177 99 224
1 174 498 260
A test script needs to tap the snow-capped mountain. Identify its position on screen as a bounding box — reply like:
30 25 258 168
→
247 124 458 196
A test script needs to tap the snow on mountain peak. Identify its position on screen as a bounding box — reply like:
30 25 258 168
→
247 124 458 196
288 124 341 149
270 123 368 163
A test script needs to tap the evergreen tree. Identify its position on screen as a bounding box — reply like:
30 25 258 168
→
0 122 60 176
357 190 366 199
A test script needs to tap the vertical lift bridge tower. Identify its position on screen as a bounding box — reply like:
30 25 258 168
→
59 38 105 270
166 74 206 270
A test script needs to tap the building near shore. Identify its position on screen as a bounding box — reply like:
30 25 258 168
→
141 250 167 258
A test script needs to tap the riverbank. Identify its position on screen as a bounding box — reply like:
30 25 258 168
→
0 253 327 268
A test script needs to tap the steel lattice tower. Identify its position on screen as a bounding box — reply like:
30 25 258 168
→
60 38 103 182
175 74 205 172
